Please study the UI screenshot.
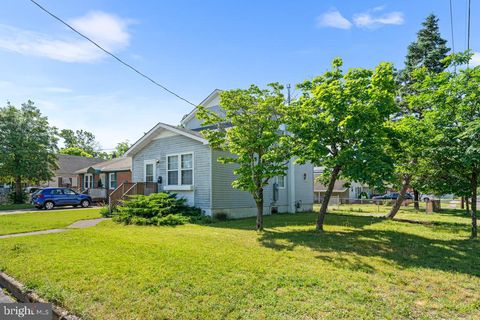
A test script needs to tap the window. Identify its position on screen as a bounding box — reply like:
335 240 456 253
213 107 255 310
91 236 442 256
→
167 153 194 186
144 160 155 182
51 189 63 195
181 154 193 185
84 174 93 189
167 155 178 185
109 172 117 189
276 175 286 189
64 189 76 195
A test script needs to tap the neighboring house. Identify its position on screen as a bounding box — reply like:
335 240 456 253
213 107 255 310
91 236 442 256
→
42 155 104 188
314 167 372 204
75 157 132 195
124 89 314 218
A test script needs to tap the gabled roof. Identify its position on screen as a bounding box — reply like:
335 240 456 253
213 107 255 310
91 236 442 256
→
180 89 222 126
75 157 132 174
55 154 104 175
124 122 208 157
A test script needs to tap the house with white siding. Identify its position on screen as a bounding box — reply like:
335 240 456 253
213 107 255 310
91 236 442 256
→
124 90 314 218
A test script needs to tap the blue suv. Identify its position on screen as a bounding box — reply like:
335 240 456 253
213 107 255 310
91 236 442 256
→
32 188 92 210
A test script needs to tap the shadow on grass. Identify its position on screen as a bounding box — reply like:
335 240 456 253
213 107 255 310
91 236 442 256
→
210 212 480 277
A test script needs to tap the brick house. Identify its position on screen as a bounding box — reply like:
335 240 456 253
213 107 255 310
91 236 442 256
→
75 157 132 196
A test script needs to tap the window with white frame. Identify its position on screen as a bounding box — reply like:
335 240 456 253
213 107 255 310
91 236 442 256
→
84 174 93 189
109 172 117 189
167 153 193 185
277 175 286 189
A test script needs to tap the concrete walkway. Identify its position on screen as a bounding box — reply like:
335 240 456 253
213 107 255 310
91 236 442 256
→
0 218 109 239
0 207 97 216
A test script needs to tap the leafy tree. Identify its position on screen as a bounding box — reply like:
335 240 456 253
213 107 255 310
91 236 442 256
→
286 58 397 231
59 147 93 158
389 14 450 214
197 84 290 230
0 101 58 203
113 140 131 158
59 129 100 156
422 56 480 238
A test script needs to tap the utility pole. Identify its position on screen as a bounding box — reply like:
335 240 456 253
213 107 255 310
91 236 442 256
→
287 84 291 106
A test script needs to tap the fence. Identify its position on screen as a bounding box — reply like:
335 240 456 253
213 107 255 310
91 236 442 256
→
109 182 158 211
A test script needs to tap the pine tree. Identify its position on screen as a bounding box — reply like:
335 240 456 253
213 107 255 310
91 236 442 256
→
388 14 450 215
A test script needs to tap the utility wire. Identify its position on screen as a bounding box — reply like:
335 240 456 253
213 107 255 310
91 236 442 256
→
467 0 472 51
29 0 197 107
449 0 456 72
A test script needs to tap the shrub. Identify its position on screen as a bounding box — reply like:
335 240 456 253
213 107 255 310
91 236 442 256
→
112 192 205 226
99 205 111 217
214 212 228 221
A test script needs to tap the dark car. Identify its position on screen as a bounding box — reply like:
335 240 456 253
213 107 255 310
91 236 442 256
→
372 192 413 200
31 187 92 210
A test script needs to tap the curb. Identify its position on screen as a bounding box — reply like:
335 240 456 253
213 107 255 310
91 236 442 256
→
0 272 80 320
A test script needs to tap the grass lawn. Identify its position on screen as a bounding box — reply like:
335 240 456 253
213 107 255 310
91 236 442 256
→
0 208 479 319
0 203 34 211
0 208 101 236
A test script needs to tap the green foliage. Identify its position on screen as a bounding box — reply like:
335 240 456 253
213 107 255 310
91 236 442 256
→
99 205 111 218
59 129 101 158
113 140 130 157
401 14 450 80
112 192 204 226
59 147 93 158
197 84 290 230
7 191 27 204
0 101 58 203
286 58 397 226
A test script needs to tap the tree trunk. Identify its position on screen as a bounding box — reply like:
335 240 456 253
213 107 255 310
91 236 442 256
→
255 188 264 231
14 176 23 204
413 189 420 210
461 196 465 209
385 175 411 219
316 165 341 232
470 168 477 239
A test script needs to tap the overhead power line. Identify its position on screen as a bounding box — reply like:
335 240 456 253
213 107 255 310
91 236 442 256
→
29 0 197 107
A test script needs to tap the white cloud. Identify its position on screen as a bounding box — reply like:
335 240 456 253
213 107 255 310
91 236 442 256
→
44 86 73 93
353 11 404 28
316 9 352 29
0 11 131 63
471 52 480 66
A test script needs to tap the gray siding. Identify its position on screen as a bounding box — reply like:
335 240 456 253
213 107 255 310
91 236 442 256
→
132 135 211 209
184 105 225 130
211 150 255 210
295 162 314 208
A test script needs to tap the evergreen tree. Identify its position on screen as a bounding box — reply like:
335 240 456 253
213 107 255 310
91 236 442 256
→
388 14 450 215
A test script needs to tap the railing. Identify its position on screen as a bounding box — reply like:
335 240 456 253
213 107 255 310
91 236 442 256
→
109 182 158 212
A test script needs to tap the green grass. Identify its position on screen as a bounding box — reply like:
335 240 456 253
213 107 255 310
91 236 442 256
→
0 208 101 235
0 208 478 319
0 203 34 211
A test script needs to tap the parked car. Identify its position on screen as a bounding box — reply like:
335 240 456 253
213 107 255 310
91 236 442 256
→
31 187 92 210
24 187 43 201
372 192 413 200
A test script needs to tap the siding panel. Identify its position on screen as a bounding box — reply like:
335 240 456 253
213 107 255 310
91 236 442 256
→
132 135 211 209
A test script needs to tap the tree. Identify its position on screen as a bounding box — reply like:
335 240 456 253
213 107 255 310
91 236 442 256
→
59 147 93 158
409 52 480 238
59 129 100 156
389 14 450 214
113 140 131 157
0 101 58 203
286 58 397 231
197 84 290 230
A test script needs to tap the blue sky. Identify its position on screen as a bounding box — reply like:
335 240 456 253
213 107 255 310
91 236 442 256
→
0 0 478 150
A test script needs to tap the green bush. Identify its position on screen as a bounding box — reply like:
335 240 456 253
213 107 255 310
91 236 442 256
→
99 205 111 217
112 192 206 226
